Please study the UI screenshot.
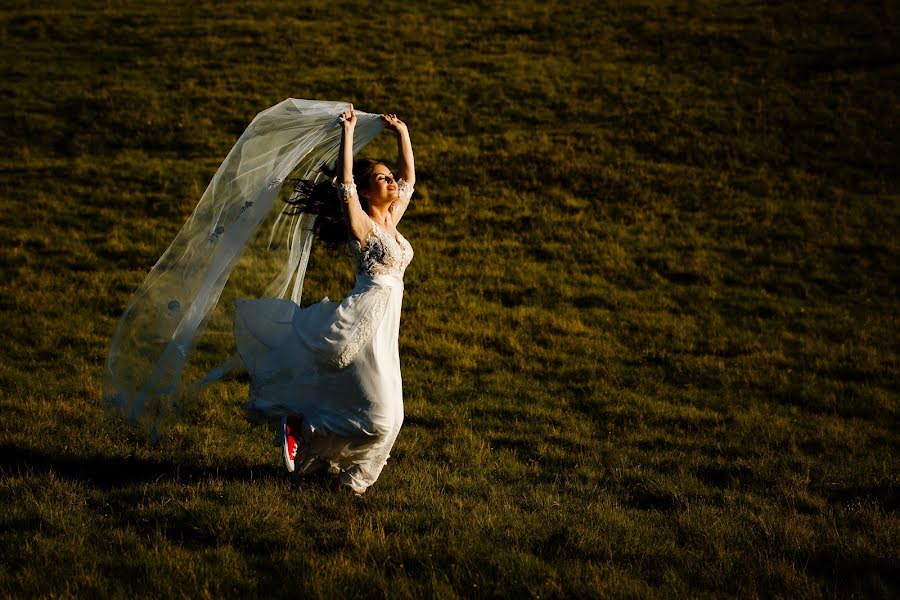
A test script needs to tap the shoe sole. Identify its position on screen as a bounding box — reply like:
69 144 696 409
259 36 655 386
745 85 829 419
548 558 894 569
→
282 416 295 472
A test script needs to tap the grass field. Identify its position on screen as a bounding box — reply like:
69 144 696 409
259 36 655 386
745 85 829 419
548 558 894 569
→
1 0 898 597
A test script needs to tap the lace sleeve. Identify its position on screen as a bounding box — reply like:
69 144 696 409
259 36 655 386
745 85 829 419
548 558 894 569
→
397 178 414 203
337 181 358 201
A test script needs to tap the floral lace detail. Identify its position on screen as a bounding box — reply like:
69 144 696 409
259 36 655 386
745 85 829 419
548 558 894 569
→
337 182 357 200
326 286 391 370
393 179 414 208
349 221 414 277
389 181 413 215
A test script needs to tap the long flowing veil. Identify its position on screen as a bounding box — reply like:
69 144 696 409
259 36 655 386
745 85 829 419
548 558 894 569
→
105 98 384 438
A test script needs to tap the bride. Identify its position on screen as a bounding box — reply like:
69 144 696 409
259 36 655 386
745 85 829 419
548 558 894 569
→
232 105 415 495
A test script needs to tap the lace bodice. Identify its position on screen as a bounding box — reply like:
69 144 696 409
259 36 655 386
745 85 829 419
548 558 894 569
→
349 220 414 277
340 178 414 277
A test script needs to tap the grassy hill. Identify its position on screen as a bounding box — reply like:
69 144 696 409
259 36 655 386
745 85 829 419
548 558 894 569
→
1 0 897 597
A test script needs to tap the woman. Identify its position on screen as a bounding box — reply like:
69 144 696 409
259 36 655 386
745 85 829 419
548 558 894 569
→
233 105 415 495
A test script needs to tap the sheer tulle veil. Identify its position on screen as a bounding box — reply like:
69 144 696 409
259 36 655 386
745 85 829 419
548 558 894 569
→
105 99 384 438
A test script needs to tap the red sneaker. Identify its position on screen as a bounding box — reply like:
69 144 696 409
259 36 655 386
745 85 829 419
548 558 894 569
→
282 415 303 472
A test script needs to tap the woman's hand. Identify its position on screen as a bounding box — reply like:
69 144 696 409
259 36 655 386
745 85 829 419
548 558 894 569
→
340 105 357 130
339 105 356 185
381 113 408 136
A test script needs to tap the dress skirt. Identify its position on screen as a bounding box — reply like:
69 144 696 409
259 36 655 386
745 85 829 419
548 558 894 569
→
234 274 405 493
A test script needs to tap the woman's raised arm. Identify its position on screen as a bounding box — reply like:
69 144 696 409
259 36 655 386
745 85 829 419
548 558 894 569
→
338 106 373 244
382 114 415 224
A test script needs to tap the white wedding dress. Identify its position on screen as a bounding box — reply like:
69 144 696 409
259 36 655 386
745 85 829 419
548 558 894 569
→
233 180 414 494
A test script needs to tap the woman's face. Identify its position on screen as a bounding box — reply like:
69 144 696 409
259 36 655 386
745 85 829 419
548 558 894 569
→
362 164 398 207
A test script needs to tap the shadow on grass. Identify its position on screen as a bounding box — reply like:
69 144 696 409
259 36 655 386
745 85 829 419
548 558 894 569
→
0 443 283 488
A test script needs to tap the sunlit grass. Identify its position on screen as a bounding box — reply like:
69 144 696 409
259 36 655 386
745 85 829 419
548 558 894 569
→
1 0 898 597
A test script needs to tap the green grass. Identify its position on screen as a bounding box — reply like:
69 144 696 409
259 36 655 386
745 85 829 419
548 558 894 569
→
1 0 898 597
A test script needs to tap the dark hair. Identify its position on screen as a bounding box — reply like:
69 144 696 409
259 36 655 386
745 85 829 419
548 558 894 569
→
283 158 388 250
